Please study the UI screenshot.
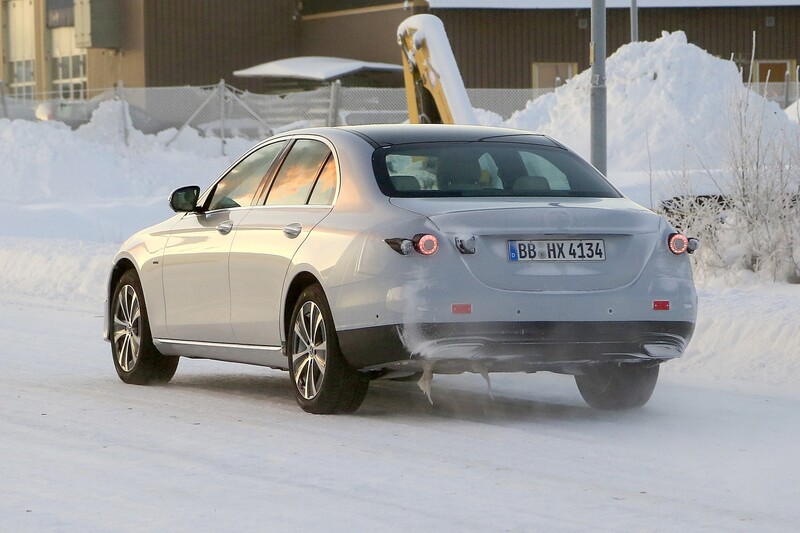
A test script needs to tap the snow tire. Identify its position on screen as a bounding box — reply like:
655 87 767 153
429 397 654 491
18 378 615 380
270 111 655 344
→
288 284 369 414
575 363 659 410
111 270 179 385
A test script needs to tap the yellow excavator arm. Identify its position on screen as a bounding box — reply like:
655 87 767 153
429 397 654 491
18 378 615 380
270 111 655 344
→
397 14 477 125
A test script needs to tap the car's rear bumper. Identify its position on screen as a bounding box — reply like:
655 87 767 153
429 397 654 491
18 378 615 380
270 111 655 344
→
338 320 695 374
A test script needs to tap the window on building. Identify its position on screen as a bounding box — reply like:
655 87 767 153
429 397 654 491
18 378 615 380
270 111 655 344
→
531 62 578 89
46 0 75 28
755 60 796 83
9 59 35 99
51 54 87 99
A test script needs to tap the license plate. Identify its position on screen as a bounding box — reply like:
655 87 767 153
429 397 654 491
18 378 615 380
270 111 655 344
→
508 239 606 261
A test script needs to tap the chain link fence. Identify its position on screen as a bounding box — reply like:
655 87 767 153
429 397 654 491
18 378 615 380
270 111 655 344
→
0 81 554 143
2 79 799 152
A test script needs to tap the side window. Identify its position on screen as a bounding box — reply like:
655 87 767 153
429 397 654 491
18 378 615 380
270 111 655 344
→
266 139 331 205
519 151 570 190
308 155 337 205
207 141 286 211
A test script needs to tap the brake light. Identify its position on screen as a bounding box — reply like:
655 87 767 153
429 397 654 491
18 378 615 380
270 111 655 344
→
413 234 439 255
668 233 689 254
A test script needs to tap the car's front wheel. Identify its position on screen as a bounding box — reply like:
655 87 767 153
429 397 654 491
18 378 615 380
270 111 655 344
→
288 285 369 414
111 270 179 385
575 363 659 410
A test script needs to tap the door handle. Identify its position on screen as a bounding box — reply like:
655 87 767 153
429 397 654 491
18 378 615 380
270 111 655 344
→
283 223 302 238
216 221 234 235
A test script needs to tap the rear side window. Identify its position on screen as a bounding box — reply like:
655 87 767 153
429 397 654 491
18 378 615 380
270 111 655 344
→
308 156 337 205
266 139 331 205
207 140 287 210
373 141 621 198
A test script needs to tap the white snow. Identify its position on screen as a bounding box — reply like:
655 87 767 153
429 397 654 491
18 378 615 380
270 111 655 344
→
1 35 800 530
233 56 403 81
504 31 799 207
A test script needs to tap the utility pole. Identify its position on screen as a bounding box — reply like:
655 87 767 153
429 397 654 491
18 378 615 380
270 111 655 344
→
631 0 639 42
590 0 607 175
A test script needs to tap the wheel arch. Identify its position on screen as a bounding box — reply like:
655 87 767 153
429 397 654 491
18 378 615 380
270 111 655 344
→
105 257 138 340
282 271 323 345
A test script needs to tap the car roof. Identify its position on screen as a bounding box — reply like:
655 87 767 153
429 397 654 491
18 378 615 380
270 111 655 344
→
339 124 562 148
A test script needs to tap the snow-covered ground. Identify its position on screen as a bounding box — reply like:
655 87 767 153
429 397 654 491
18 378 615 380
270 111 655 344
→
2 296 799 531
1 32 800 531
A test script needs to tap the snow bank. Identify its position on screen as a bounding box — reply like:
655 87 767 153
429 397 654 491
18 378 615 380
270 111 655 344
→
668 279 800 390
0 237 115 304
0 101 255 241
505 31 797 174
785 99 800 123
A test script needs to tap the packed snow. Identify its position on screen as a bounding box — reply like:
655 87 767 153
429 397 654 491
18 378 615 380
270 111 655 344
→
1 30 799 531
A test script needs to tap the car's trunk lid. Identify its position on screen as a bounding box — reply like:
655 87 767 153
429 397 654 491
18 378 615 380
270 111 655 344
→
389 197 663 292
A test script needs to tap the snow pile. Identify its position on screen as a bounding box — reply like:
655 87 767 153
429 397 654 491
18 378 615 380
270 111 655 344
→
785 99 800 123
0 237 115 303
505 31 797 174
0 102 256 241
668 279 800 389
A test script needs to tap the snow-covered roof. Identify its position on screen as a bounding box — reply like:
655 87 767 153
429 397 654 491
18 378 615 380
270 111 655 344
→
428 1 800 8
233 56 403 81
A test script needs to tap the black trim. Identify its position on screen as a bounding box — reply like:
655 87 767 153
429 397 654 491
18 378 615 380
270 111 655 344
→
338 321 695 372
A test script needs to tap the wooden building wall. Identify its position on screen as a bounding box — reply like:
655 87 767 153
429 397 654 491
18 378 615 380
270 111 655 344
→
87 0 145 91
142 0 298 92
433 6 800 88
300 5 416 65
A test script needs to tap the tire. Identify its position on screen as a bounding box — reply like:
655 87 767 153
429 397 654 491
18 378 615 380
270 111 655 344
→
288 284 369 414
111 270 179 385
575 363 660 410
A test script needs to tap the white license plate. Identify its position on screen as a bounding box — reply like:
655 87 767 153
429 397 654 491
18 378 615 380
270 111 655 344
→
508 239 606 261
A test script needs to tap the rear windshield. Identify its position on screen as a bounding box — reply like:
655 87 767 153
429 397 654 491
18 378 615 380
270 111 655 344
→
372 141 621 198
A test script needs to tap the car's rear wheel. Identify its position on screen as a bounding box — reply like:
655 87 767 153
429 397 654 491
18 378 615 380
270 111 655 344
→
111 270 179 385
575 363 659 410
288 284 368 414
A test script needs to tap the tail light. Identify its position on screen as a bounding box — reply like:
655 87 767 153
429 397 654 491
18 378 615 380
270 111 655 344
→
413 234 439 255
668 233 689 254
385 233 439 256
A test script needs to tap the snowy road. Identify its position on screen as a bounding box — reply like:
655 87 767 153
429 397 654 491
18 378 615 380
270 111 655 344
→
2 297 798 532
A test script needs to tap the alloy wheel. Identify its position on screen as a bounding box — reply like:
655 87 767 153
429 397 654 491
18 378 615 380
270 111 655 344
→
113 284 141 372
291 301 328 400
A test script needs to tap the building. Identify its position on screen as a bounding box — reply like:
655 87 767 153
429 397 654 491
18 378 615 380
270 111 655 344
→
2 0 799 99
0 0 300 97
303 0 800 88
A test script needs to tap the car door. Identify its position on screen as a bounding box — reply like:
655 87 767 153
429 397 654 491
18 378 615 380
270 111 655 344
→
229 138 338 346
161 140 287 342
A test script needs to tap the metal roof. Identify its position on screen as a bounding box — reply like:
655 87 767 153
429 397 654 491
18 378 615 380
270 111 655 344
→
427 1 800 8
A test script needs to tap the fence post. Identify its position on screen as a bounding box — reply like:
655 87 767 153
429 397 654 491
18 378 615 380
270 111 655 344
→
219 79 227 156
166 83 222 148
117 79 129 145
327 79 341 127
228 90 273 137
0 80 7 118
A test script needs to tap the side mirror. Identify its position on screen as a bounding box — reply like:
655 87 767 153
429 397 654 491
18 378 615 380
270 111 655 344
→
169 185 201 213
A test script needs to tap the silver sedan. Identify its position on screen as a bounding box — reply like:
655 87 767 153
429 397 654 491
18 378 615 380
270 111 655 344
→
104 125 698 414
